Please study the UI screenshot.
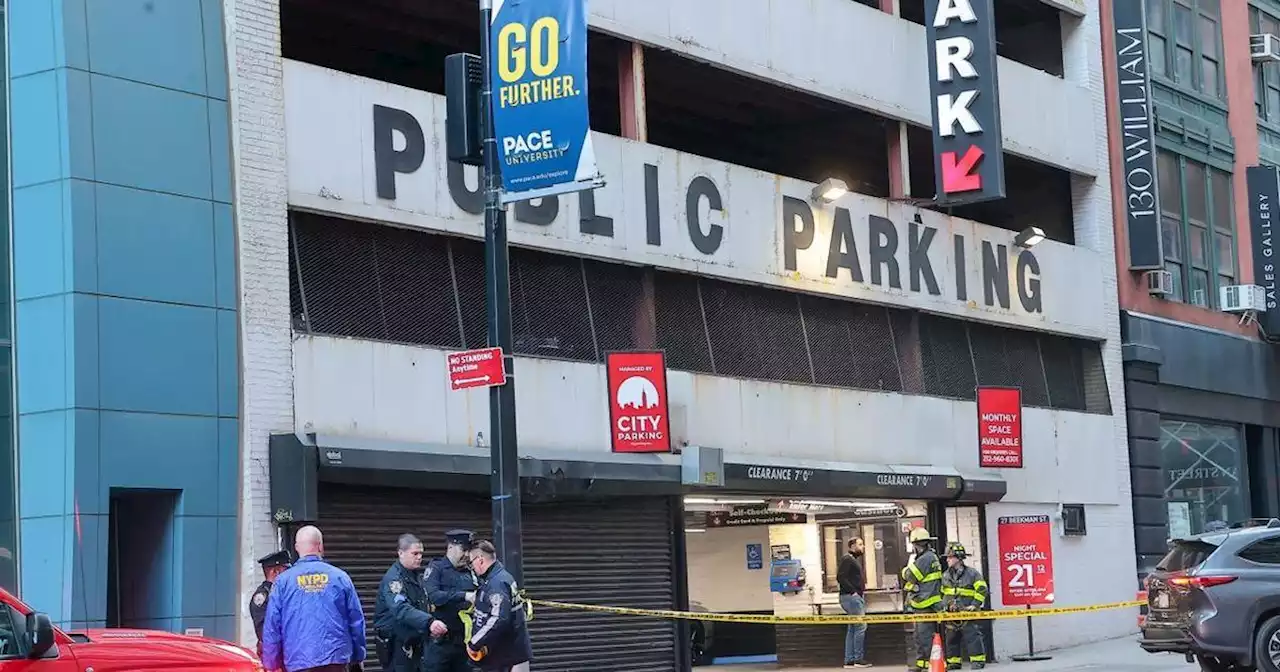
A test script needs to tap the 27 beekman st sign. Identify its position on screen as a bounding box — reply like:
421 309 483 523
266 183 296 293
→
282 61 1111 339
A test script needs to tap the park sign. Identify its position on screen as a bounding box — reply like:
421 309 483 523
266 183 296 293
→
489 0 604 203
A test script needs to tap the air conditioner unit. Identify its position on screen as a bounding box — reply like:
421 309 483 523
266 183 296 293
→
1145 269 1174 296
1252 33 1280 63
1219 284 1267 313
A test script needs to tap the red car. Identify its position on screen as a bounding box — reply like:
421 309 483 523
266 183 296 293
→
0 587 262 671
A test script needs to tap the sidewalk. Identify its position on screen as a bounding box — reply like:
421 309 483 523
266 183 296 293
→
713 635 1194 672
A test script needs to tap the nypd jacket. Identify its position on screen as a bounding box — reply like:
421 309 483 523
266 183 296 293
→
469 561 532 670
900 549 944 612
374 561 434 644
261 555 367 672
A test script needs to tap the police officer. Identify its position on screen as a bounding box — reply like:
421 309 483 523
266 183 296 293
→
249 550 292 657
374 533 447 672
941 542 988 671
465 540 532 672
424 530 480 672
901 527 944 672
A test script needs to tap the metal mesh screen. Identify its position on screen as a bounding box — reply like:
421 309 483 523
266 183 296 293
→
289 212 1111 413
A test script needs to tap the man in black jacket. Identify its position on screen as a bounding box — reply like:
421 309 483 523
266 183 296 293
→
838 537 871 668
466 540 532 672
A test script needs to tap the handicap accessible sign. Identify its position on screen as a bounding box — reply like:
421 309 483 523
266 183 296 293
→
747 544 763 570
489 0 603 202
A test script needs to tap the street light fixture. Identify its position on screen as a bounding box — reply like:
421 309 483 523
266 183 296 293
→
1014 226 1046 248
811 178 849 203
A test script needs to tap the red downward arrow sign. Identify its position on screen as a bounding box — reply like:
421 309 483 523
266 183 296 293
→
940 145 985 194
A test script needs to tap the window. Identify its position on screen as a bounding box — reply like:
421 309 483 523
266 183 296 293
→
1148 0 1223 97
0 604 19 658
1239 537 1280 565
1155 540 1218 571
1157 150 1236 307
1252 7 1280 123
1160 420 1247 537
819 508 925 595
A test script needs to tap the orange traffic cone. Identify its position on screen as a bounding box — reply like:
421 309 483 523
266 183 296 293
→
929 631 947 672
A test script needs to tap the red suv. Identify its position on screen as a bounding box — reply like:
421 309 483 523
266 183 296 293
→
0 587 261 671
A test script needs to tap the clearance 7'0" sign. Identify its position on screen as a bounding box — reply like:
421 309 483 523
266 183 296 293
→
489 0 604 203
925 0 1006 205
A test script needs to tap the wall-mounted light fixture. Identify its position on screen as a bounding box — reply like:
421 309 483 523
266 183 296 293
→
1014 226 1046 249
810 178 849 203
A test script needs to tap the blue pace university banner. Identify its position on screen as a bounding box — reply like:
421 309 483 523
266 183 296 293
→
489 0 602 201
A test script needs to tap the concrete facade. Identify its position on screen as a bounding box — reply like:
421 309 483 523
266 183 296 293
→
0 0 1144 659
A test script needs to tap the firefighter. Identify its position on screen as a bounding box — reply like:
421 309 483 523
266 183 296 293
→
941 542 988 670
901 527 944 672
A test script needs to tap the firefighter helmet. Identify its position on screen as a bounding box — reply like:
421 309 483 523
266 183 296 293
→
908 527 936 544
946 542 967 559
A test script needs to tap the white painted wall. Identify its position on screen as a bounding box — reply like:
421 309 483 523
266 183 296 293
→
224 0 293 649
295 335 1121 508
284 61 1109 339
686 527 774 613
585 0 1097 174
986 503 1137 657
294 334 1137 650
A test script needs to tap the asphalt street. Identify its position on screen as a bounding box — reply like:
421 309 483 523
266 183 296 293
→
712 636 1197 672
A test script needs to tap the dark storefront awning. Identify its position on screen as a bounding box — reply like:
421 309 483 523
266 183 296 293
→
268 433 1006 524
711 454 1006 503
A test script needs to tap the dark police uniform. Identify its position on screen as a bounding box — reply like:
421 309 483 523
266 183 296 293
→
468 560 531 672
374 559 435 672
424 530 480 672
249 550 291 657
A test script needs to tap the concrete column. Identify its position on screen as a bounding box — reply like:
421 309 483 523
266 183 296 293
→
879 0 910 198
619 42 647 142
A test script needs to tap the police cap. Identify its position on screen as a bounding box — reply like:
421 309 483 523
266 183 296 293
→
446 529 475 547
257 550 291 569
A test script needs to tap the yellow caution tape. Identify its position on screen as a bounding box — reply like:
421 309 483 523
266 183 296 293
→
527 599 1146 625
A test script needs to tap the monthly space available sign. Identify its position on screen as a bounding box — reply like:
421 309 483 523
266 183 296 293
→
488 0 602 201
997 515 1055 606
977 386 1023 468
606 351 671 453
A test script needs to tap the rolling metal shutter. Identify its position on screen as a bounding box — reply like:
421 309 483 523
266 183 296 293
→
319 483 678 672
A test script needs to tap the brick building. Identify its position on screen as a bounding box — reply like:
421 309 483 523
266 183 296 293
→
1100 0 1280 578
